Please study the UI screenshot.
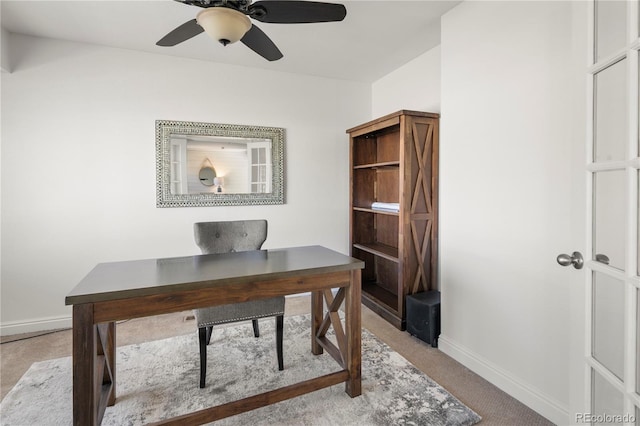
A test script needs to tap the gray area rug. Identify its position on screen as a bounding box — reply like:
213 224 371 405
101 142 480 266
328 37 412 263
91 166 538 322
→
1 314 481 425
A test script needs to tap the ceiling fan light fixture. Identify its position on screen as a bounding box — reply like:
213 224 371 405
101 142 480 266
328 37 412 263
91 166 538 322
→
196 7 251 46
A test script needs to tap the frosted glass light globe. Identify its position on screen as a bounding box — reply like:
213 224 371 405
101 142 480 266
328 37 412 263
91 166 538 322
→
196 8 251 46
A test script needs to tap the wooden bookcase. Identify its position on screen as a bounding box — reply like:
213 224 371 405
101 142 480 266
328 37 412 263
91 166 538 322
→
347 110 439 330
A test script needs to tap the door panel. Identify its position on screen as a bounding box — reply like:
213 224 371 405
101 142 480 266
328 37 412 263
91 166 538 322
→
592 369 625 420
593 272 625 379
594 170 627 271
594 59 628 162
595 0 628 60
636 287 640 394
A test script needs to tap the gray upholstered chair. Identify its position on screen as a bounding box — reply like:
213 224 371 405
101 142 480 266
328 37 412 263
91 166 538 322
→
193 220 285 388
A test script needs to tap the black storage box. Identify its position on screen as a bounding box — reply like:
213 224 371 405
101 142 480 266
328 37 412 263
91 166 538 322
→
406 291 441 347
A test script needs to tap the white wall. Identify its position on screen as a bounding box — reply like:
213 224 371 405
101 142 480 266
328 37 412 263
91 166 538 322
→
371 45 440 118
372 2 581 424
0 34 370 334
438 1 577 423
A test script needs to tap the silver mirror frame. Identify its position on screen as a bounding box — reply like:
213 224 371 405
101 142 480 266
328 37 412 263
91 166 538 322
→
156 120 285 207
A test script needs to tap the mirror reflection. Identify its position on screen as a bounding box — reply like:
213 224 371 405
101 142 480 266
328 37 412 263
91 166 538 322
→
170 135 272 195
156 120 284 208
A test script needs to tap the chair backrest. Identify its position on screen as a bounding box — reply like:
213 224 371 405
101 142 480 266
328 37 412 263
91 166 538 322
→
194 220 268 255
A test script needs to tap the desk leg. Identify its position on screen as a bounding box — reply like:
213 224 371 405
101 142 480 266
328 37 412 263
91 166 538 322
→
72 304 98 426
345 269 362 397
105 321 116 406
73 306 116 426
311 290 323 355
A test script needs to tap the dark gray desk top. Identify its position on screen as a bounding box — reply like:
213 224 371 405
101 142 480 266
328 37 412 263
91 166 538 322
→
66 245 364 305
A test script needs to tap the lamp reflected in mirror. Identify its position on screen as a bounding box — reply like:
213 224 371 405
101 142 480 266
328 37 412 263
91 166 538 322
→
213 177 224 193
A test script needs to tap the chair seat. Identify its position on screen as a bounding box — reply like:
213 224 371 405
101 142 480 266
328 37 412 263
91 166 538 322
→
195 297 285 328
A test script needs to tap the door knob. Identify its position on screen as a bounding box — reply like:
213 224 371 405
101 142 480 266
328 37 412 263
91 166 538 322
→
557 251 584 269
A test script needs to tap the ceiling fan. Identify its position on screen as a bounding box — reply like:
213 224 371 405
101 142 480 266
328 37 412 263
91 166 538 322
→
156 0 347 61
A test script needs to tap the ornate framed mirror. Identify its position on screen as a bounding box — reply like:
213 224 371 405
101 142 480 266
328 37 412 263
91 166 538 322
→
155 120 285 207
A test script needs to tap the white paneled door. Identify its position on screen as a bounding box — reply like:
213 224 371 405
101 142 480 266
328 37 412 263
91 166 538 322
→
569 1 640 424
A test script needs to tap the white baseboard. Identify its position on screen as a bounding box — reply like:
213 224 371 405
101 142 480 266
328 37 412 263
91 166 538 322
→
438 334 570 425
0 315 72 337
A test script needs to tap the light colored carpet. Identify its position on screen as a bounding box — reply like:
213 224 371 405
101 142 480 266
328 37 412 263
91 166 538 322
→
0 314 481 425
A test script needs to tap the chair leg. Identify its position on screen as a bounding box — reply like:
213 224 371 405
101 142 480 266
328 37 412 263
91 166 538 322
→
198 327 207 388
276 315 284 371
205 326 213 345
252 319 260 338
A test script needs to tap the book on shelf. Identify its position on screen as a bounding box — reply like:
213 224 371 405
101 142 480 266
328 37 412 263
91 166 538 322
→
371 202 399 212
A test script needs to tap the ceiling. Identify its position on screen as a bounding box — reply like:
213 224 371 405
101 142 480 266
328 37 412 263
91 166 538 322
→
1 0 461 83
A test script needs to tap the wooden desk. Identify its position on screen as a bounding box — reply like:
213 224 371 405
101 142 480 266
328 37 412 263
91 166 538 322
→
65 245 364 425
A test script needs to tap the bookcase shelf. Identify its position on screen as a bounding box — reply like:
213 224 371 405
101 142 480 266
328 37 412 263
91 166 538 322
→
347 110 439 330
353 161 400 170
352 207 399 216
352 242 399 263
362 282 399 313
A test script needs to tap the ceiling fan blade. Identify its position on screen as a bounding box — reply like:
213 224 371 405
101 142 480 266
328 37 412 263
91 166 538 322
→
241 25 284 61
249 1 347 24
156 19 204 47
